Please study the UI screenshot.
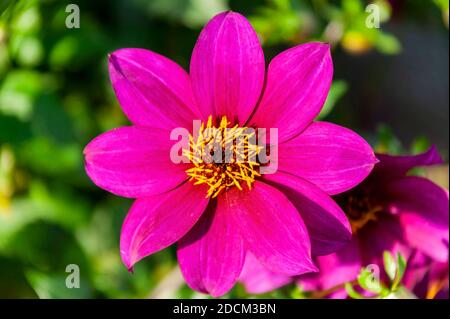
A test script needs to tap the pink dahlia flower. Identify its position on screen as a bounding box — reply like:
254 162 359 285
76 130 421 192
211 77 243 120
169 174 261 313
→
83 11 377 296
240 147 449 298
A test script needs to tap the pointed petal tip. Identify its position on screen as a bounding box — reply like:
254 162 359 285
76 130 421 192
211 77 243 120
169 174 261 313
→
107 48 141 66
207 10 251 27
123 257 135 273
107 49 135 68
82 141 95 162
121 252 135 272
374 155 381 164
426 144 444 165
311 41 332 53
82 144 89 157
208 288 230 298
215 10 241 19
306 261 320 274
107 50 120 61
322 42 331 49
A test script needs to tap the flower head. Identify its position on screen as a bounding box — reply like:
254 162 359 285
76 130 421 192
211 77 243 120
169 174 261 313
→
240 147 449 298
84 11 377 296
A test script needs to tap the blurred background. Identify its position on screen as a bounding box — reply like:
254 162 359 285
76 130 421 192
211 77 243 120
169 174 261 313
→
0 0 448 298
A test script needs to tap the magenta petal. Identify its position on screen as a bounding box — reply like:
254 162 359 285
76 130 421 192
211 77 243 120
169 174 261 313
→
109 48 200 129
359 214 411 266
239 253 293 294
264 172 351 256
386 176 449 262
249 43 333 142
177 200 245 297
374 145 443 180
299 238 363 292
229 181 317 275
316 238 363 290
190 11 265 124
84 126 188 198
120 182 209 270
277 121 378 195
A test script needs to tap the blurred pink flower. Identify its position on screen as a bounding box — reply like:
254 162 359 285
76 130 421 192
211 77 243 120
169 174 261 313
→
83 11 377 296
240 147 449 297
403 252 449 299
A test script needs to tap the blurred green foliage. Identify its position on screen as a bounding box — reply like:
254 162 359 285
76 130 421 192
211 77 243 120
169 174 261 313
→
0 0 448 298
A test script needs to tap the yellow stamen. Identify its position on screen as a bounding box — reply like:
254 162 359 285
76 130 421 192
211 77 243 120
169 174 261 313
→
184 115 262 198
349 205 382 234
426 279 447 299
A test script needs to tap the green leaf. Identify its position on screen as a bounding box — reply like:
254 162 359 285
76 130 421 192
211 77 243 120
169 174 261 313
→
392 253 407 291
0 0 15 16
434 0 449 11
0 70 44 120
375 124 403 154
383 251 397 281
411 136 430 154
342 0 364 16
317 80 348 120
0 114 31 144
345 282 364 299
375 32 402 55
26 270 94 299
18 138 82 175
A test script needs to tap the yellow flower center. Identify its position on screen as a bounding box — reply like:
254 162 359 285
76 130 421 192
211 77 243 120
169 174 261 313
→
184 116 262 198
335 190 383 234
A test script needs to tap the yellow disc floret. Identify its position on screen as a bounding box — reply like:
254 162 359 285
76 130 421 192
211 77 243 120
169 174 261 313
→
183 116 262 198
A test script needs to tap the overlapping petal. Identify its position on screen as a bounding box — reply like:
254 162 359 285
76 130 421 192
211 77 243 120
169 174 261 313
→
299 238 363 292
84 126 188 198
190 11 265 124
239 253 292 294
359 214 410 266
228 181 317 275
109 48 200 129
264 172 351 256
373 145 443 181
120 182 209 270
177 200 245 297
385 176 449 262
277 121 378 195
249 43 333 142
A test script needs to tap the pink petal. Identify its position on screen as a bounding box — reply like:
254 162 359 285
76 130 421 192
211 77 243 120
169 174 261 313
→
315 238 363 290
228 181 318 275
277 121 378 195
120 182 209 270
177 199 245 297
84 126 188 198
299 238 363 293
386 176 449 262
402 252 432 295
264 172 351 256
190 11 265 124
359 214 411 267
239 253 293 294
374 145 443 180
249 43 333 142
109 48 200 129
